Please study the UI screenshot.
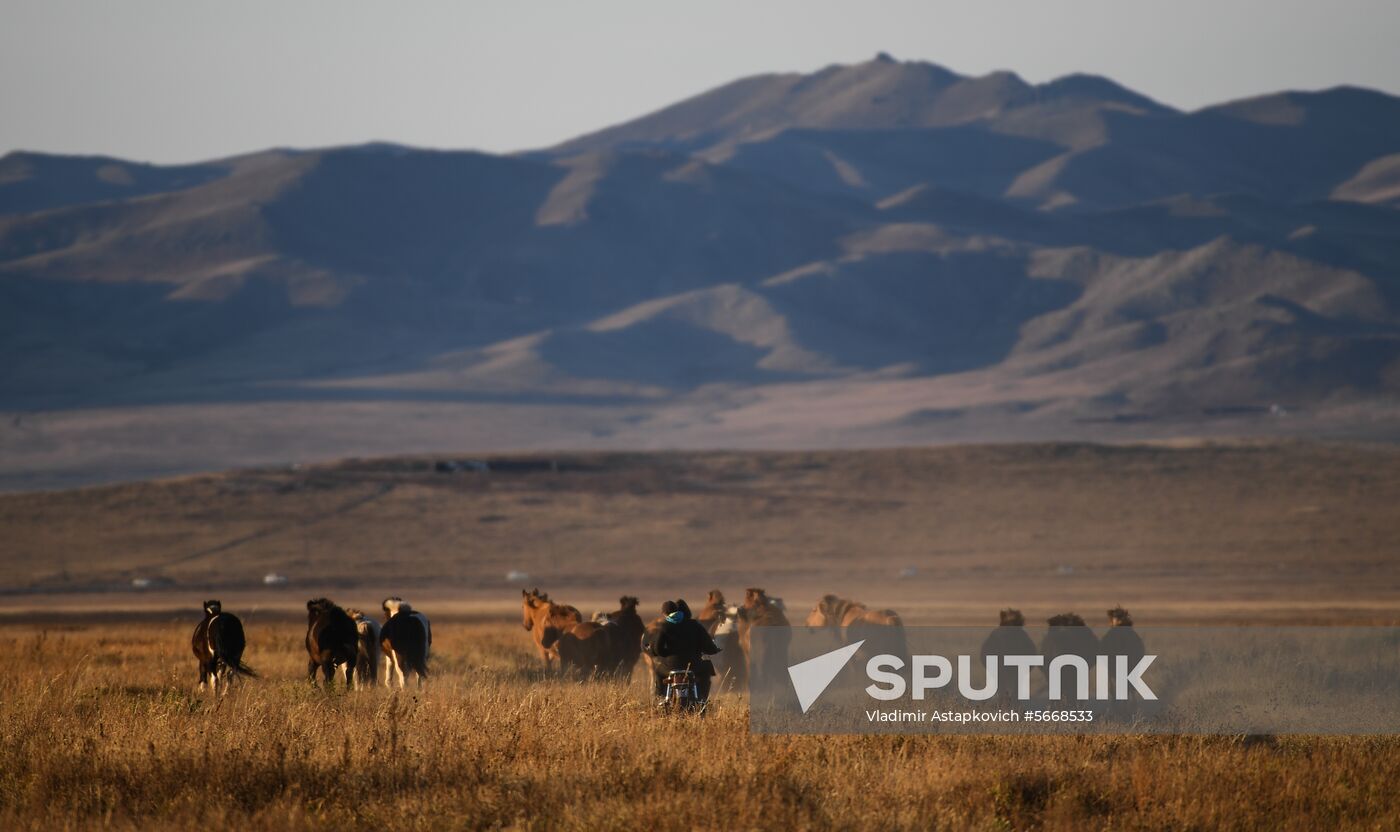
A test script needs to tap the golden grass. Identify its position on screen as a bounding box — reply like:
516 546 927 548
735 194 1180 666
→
2 619 1399 831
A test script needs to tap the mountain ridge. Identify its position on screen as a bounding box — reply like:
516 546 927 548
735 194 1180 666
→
2 56 1399 488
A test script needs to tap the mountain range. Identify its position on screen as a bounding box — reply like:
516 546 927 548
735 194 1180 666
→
4 54 1400 486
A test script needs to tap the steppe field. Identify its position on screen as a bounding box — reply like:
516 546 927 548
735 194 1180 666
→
3 441 1400 830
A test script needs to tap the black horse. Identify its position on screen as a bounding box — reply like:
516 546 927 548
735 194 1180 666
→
1040 612 1100 705
192 600 255 694
980 608 1038 705
381 602 429 689
305 598 358 690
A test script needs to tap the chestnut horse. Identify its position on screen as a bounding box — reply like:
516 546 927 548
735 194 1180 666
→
521 588 582 671
737 588 791 707
696 589 728 635
558 595 645 680
805 593 904 633
806 593 908 672
698 591 745 690
553 621 615 679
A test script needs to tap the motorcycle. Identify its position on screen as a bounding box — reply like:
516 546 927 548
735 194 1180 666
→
659 668 706 715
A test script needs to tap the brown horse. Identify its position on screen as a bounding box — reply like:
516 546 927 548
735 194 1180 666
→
604 595 645 677
697 589 728 635
553 621 615 679
804 593 907 679
345 608 382 689
695 590 745 690
737 588 791 707
521 588 582 671
555 596 646 680
305 598 358 690
639 611 666 682
191 600 255 695
807 593 905 642
805 594 903 634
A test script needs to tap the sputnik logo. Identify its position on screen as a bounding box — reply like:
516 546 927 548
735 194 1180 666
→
787 640 1159 713
788 640 865 713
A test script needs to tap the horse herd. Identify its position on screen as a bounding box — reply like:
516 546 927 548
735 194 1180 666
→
523 588 1146 704
190 589 1145 702
520 587 794 692
191 597 432 695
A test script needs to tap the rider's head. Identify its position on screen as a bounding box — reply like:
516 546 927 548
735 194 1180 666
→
662 600 684 624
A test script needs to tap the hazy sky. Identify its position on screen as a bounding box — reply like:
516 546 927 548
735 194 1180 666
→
4 0 1399 163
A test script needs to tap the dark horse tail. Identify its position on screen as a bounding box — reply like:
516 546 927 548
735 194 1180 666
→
212 615 258 677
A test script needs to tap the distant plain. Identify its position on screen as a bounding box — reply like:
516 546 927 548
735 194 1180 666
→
4 441 1399 624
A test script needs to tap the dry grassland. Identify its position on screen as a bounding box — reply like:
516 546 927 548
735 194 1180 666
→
2 618 1399 831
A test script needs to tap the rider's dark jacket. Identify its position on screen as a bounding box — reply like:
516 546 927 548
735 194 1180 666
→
653 617 721 676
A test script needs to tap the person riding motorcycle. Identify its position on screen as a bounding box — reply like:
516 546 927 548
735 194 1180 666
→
647 599 721 705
